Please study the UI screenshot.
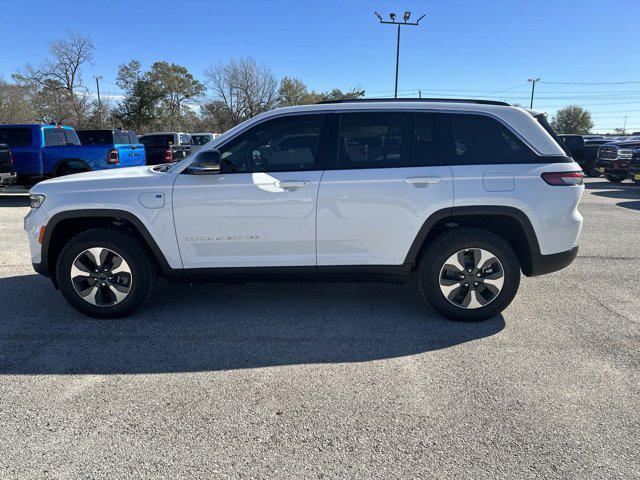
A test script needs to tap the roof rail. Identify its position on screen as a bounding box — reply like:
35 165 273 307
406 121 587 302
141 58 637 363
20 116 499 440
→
316 98 511 106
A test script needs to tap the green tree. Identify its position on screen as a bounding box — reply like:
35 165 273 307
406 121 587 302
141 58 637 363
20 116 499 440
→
148 61 205 130
114 60 204 132
551 105 594 134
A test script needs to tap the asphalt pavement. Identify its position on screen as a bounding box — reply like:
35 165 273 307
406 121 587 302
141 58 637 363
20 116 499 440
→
0 178 638 479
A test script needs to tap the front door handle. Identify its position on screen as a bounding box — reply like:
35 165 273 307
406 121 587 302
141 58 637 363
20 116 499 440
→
278 180 311 190
404 176 442 186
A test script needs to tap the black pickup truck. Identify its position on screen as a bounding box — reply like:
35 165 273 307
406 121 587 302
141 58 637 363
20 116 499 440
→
558 135 608 177
0 143 16 186
138 132 193 165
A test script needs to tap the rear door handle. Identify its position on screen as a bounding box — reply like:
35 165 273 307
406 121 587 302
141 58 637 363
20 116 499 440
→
404 176 442 186
278 180 311 190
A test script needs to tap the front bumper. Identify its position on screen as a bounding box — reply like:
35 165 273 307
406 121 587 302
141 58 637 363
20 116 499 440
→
595 159 630 177
522 245 579 277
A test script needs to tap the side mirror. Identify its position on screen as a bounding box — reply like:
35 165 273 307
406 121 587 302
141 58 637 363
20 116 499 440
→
188 150 221 175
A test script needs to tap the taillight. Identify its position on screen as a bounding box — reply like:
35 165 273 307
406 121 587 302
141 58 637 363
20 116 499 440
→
107 148 119 165
163 148 173 163
541 171 584 186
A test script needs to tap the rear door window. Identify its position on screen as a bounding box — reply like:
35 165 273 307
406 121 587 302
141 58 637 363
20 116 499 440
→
337 112 412 169
440 114 536 165
0 127 32 147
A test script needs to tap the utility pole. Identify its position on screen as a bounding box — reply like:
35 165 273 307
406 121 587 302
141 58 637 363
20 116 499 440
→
527 77 540 109
623 115 628 134
374 11 426 98
94 75 103 128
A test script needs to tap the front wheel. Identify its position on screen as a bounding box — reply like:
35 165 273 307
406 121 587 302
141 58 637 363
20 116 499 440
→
605 175 625 183
582 161 600 177
56 228 157 319
417 228 521 322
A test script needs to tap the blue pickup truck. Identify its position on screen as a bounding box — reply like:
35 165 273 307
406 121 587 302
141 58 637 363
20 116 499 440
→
0 124 146 187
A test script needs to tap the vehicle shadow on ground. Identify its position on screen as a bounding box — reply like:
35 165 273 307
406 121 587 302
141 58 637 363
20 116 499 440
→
615 200 640 211
0 196 30 208
0 274 504 375
589 188 640 201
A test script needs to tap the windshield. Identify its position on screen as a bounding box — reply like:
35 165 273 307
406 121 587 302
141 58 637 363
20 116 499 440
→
192 134 213 146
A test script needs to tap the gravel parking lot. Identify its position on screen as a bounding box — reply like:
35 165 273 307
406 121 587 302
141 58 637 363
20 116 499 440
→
0 178 638 479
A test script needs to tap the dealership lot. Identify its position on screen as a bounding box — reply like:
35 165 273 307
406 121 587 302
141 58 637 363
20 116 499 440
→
0 178 638 479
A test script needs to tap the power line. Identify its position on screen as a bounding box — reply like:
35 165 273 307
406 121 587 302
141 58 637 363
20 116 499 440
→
540 80 640 85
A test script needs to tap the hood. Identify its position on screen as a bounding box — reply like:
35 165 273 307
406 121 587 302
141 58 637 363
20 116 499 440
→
31 165 171 196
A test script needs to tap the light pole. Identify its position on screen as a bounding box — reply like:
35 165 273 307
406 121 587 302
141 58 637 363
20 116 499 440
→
527 77 540 109
94 75 103 128
374 11 426 98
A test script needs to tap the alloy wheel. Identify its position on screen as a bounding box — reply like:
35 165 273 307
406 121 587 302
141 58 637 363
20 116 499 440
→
438 248 504 309
70 247 133 307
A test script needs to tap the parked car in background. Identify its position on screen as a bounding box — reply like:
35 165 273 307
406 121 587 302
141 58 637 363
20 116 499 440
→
629 149 640 184
75 129 146 169
595 140 640 182
191 132 220 149
138 132 193 164
0 124 146 187
558 134 606 177
0 143 16 186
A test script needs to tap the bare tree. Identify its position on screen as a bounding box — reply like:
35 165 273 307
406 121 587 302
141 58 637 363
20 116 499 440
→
0 79 35 123
14 31 95 126
204 58 278 127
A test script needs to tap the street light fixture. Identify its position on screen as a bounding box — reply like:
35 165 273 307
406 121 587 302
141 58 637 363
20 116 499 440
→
374 11 426 98
527 77 540 109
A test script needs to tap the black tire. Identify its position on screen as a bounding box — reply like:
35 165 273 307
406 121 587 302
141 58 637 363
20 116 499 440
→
417 228 521 322
54 162 89 178
582 161 600 178
605 175 625 183
56 228 157 319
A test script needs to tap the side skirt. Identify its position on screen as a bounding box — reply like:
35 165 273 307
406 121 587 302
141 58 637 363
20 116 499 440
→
164 264 413 284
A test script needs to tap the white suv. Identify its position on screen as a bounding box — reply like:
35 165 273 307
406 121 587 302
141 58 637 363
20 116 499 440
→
24 99 584 321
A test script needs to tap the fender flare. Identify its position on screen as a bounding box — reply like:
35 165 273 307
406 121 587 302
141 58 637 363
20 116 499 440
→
403 205 541 265
41 209 173 277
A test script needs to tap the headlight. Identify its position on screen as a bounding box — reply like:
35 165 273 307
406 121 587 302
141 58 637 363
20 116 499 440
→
29 194 45 209
618 149 634 159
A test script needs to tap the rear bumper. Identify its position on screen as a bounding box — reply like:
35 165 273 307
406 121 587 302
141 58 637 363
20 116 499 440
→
522 245 579 277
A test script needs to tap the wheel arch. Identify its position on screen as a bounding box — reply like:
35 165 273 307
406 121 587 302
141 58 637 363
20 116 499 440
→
42 209 173 287
405 206 541 276
53 158 91 177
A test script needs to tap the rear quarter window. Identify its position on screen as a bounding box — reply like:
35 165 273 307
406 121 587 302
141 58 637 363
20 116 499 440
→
440 113 537 165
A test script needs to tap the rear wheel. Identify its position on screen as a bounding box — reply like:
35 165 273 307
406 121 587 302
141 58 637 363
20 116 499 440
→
605 175 625 183
54 162 90 177
56 228 156 319
417 228 520 322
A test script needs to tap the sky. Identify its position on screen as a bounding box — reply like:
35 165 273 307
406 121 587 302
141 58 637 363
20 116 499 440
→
1 0 640 132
